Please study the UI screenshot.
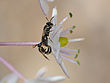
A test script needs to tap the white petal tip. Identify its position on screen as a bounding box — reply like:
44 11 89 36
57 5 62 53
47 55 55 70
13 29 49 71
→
59 62 70 78
0 73 19 83
69 38 85 42
52 76 65 81
39 0 49 16
36 67 47 78
52 7 57 17
78 38 85 41
47 0 55 2
44 76 65 82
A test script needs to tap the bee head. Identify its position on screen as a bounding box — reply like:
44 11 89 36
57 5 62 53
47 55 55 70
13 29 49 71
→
45 17 54 27
46 22 53 27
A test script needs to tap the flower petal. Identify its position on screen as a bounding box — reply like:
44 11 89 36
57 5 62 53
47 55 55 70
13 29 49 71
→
61 55 74 63
61 47 78 53
49 18 70 78
52 15 69 34
39 0 54 16
58 58 70 78
61 55 79 65
51 25 63 39
60 26 76 36
39 76 65 82
47 0 54 2
25 67 65 83
60 50 76 58
39 0 49 16
68 38 84 43
59 16 69 25
36 67 47 78
51 7 57 25
49 39 70 78
0 73 19 83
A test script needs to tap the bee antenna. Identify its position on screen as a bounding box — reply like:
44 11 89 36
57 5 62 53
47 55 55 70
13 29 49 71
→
50 16 54 22
45 17 49 21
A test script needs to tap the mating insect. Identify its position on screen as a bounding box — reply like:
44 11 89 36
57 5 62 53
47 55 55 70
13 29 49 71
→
33 17 54 60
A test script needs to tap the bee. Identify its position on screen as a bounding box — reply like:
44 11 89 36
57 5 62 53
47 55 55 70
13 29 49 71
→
33 17 54 60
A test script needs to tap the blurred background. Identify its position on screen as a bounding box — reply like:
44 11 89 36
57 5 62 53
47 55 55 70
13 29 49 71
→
0 0 110 83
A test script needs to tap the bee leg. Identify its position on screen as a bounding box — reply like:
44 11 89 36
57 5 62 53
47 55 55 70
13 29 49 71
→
49 37 53 43
41 53 49 60
49 30 53 32
32 44 38 48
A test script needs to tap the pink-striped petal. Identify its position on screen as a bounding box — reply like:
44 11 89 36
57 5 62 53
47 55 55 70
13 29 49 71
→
60 50 76 58
61 55 77 64
59 16 69 25
39 0 49 16
60 27 73 36
39 0 54 16
51 7 57 26
60 26 76 36
61 47 78 53
58 58 70 78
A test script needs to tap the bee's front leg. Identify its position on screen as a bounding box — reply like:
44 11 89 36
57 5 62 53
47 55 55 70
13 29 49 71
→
32 44 38 48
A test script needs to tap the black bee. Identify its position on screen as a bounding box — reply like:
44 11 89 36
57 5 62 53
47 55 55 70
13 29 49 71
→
36 42 52 60
33 17 54 60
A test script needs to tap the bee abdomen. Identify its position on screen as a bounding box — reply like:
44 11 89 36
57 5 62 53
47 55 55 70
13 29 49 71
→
45 46 52 54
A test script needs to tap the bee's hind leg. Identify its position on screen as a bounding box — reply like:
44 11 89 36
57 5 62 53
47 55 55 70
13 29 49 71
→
42 53 49 60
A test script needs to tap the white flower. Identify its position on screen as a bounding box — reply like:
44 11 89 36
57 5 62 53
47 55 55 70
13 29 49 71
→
48 7 84 78
0 73 19 83
0 56 65 83
25 67 65 83
39 0 55 16
0 68 65 83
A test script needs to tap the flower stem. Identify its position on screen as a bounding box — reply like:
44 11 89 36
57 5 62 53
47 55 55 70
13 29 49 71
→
0 56 26 81
0 42 39 46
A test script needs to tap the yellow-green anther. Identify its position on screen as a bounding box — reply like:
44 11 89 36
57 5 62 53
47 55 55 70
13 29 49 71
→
4 80 7 83
69 26 76 34
59 37 69 47
78 49 80 54
76 60 80 66
74 54 78 59
72 25 76 29
69 12 72 18
69 30 73 33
